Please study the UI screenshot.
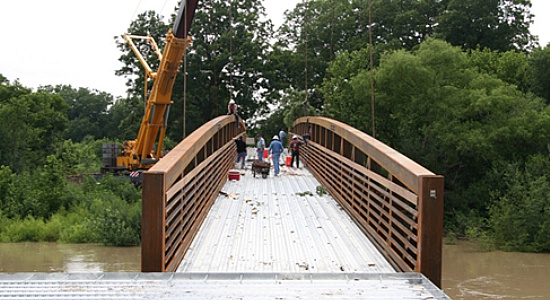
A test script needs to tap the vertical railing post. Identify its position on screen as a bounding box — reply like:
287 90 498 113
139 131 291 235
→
141 171 166 272
417 175 445 288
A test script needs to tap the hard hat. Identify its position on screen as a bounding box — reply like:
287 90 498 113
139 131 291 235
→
229 99 235 104
293 135 298 139
272 135 279 140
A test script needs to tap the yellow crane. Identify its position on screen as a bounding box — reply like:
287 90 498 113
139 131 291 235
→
102 0 200 184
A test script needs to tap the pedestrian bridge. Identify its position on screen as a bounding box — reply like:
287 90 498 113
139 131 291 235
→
0 115 447 299
138 115 447 298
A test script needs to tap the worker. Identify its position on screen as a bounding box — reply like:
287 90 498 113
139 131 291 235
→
227 99 240 127
302 124 312 145
268 135 284 176
235 136 247 169
255 134 265 162
279 128 286 145
289 135 303 168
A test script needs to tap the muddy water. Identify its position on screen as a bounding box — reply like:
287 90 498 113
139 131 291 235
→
0 243 140 272
1 242 550 299
442 242 550 299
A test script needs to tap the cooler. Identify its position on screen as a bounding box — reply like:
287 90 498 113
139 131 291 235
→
228 170 240 181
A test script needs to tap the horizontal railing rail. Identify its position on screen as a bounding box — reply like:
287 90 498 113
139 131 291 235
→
142 115 245 272
293 116 444 287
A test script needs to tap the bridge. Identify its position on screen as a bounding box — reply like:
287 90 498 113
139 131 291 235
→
0 116 448 299
140 115 447 297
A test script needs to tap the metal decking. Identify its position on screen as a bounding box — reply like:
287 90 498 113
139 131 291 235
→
178 156 394 273
0 272 448 299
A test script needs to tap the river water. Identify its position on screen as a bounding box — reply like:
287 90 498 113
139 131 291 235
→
1 242 549 299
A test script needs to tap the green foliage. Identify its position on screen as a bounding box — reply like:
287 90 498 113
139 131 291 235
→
56 205 98 244
88 195 142 246
0 81 69 173
528 45 550 102
0 216 47 242
321 38 550 251
39 85 115 141
56 138 105 175
105 96 144 141
435 0 536 51
322 48 373 133
469 48 531 93
488 154 550 252
282 89 316 130
77 175 142 246
116 1 275 138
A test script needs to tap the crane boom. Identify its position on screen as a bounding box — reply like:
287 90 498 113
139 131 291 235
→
112 0 200 175
173 0 199 38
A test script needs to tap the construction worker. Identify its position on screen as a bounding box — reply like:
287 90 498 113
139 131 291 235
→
255 134 265 162
289 135 303 168
227 99 240 127
268 135 284 176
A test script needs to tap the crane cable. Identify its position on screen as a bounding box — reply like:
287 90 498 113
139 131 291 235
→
302 0 309 117
183 0 188 139
325 0 335 110
229 0 234 104
368 0 375 138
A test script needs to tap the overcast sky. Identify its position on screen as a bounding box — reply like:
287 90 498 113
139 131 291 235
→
1 0 549 98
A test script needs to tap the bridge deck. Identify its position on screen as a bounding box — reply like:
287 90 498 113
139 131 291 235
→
178 155 394 273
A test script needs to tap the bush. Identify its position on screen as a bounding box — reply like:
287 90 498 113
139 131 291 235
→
0 216 46 242
488 154 550 252
88 193 141 246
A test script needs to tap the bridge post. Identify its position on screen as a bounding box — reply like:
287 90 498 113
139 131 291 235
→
417 175 444 288
141 171 166 272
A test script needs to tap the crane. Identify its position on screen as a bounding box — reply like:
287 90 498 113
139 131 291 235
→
102 0 200 184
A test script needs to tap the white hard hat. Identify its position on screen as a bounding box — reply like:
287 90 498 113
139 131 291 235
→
292 135 298 139
272 135 279 140
229 99 235 104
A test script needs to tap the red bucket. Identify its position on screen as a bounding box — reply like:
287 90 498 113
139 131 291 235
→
286 156 292 166
228 170 240 181
263 149 269 158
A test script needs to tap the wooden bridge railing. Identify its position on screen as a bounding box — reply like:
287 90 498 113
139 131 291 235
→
293 116 444 287
141 115 245 272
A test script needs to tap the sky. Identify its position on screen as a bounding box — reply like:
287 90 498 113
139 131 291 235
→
1 0 549 99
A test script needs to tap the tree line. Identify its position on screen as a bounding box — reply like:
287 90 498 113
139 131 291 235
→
1 0 549 250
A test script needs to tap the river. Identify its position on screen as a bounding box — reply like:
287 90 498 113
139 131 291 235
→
1 242 549 299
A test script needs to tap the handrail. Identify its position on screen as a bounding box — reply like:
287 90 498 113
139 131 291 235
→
141 115 245 272
293 116 444 287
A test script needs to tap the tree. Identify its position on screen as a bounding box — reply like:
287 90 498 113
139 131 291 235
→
39 85 114 141
321 47 372 133
436 0 536 52
528 45 550 102
115 11 171 98
0 79 68 173
278 0 372 110
176 0 274 134
115 1 274 139
371 0 442 51
489 153 550 252
469 48 530 93
321 38 550 238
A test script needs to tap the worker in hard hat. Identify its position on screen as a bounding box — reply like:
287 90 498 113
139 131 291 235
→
268 135 284 176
